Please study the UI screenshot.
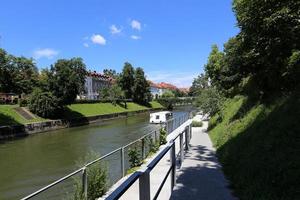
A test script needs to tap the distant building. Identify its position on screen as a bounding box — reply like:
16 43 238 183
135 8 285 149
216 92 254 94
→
148 81 179 99
0 93 19 104
149 81 162 99
80 71 113 100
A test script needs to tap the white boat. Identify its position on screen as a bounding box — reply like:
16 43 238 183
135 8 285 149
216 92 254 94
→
149 111 173 124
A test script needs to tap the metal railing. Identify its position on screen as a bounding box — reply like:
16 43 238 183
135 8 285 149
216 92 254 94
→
104 117 192 200
21 113 190 200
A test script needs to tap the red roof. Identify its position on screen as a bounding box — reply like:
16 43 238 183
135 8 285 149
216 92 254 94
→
87 71 114 82
159 82 177 90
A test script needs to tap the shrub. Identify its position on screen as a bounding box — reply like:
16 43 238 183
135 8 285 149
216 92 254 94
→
128 147 142 168
73 151 108 200
159 128 167 145
19 98 28 107
28 89 60 118
147 137 160 154
192 120 203 127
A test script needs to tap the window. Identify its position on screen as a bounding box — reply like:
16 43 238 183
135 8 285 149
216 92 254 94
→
156 115 160 119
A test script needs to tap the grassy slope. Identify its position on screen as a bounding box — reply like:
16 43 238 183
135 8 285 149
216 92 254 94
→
209 94 300 200
0 101 163 125
0 105 44 125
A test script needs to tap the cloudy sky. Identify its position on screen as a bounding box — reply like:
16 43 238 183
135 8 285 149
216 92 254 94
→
0 0 238 87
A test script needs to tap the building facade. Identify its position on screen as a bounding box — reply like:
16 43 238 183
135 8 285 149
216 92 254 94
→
81 71 113 100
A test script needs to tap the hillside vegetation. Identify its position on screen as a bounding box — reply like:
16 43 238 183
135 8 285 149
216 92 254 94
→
209 94 300 200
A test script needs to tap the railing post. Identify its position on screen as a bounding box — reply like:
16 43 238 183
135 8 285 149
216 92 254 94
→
139 169 151 200
142 138 145 159
82 167 88 200
179 132 184 165
121 147 125 177
189 124 192 139
170 142 176 189
154 131 157 143
185 127 189 151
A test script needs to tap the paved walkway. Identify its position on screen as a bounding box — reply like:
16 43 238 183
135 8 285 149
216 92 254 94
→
170 117 236 200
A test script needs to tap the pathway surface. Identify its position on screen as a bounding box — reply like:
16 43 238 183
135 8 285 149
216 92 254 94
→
170 116 236 200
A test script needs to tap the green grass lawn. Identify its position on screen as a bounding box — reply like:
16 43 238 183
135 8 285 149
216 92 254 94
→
209 94 300 200
64 101 163 119
0 101 163 126
0 105 45 125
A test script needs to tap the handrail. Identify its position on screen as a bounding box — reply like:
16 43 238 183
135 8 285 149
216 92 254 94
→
21 112 190 200
21 168 83 200
104 117 192 200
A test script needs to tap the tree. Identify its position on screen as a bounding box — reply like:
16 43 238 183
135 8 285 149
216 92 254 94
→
0 48 38 95
28 89 60 118
204 45 224 89
13 56 38 94
0 49 16 93
195 87 223 117
161 91 175 98
119 62 135 99
173 89 185 97
48 58 86 105
103 69 118 79
232 0 300 93
189 73 209 96
132 67 151 104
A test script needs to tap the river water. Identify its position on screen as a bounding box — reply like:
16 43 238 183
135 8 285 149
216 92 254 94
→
0 107 191 199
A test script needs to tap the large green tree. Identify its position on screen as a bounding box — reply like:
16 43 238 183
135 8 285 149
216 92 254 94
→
132 67 151 104
0 48 38 94
232 0 300 93
48 58 86 105
119 62 135 99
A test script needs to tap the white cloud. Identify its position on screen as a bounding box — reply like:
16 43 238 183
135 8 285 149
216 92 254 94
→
33 48 59 59
110 25 122 34
131 20 141 31
91 34 106 45
131 35 141 40
146 70 197 88
83 43 89 48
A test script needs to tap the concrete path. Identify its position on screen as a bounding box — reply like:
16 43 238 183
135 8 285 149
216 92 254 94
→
170 117 236 200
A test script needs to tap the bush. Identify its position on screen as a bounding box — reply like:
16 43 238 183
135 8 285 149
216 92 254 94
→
28 89 60 118
147 137 160 154
73 151 108 200
192 120 203 127
19 98 28 107
128 147 142 168
159 128 167 145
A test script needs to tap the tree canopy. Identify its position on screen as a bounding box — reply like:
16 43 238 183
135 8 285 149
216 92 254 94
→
119 62 135 99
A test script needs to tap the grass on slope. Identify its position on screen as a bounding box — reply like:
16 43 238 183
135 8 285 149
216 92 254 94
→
209 94 300 200
0 101 163 125
64 101 163 119
0 105 45 126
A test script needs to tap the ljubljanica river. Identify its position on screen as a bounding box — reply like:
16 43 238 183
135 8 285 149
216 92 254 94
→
0 107 191 200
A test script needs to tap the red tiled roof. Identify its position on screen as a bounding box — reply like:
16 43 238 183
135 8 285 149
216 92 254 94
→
87 71 114 82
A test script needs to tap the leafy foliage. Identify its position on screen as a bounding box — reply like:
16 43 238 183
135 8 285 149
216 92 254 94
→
0 48 38 94
128 147 142 168
47 58 86 105
119 62 135 99
195 87 224 117
73 151 108 200
132 67 151 104
28 89 60 118
159 128 167 145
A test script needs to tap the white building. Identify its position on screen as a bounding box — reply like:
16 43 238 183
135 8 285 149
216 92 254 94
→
81 71 113 100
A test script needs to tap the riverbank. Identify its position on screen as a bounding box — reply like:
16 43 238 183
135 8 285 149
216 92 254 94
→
0 101 164 140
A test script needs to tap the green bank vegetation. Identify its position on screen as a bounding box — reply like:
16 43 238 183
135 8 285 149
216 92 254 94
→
190 0 300 199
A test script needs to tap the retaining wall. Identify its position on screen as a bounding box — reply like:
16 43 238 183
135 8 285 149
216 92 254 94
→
0 108 163 140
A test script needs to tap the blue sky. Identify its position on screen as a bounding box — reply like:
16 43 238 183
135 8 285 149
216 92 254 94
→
0 0 239 87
